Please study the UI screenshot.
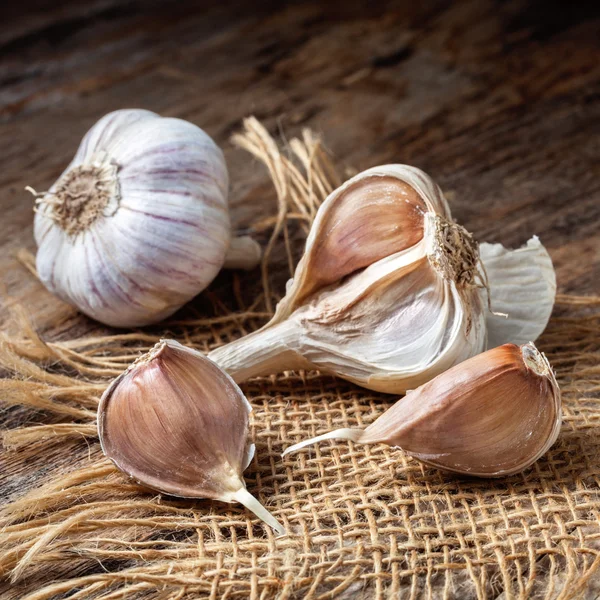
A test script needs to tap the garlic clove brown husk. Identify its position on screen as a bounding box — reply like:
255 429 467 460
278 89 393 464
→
283 342 561 477
33 109 261 328
479 236 556 348
97 339 285 535
209 165 555 394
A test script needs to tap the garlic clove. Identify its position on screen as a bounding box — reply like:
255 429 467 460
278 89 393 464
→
33 109 261 328
98 339 285 535
271 165 453 323
479 236 556 348
283 342 562 478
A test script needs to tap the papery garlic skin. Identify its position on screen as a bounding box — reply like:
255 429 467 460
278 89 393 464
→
271 165 452 323
479 236 556 348
98 339 284 535
283 342 562 478
34 109 260 328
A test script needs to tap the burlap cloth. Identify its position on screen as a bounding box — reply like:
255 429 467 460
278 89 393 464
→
1 120 599 600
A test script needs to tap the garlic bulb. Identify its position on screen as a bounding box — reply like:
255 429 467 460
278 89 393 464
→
283 342 561 477
209 165 556 394
32 109 261 328
98 339 285 535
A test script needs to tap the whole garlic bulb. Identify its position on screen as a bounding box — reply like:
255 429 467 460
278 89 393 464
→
98 339 285 535
33 109 260 328
209 165 556 394
284 342 562 477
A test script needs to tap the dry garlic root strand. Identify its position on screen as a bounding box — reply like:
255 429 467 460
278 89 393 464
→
209 165 556 394
33 109 261 328
283 342 561 477
98 339 285 536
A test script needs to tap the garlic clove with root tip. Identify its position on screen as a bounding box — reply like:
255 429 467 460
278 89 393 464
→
208 165 555 394
97 339 285 535
32 109 261 328
283 342 561 477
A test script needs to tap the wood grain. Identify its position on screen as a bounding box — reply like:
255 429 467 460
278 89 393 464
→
1 0 599 328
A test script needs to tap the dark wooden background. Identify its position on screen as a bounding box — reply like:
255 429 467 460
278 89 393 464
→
1 0 599 333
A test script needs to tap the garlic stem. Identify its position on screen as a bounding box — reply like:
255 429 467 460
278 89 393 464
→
231 487 286 536
282 428 362 456
208 320 308 383
223 236 262 270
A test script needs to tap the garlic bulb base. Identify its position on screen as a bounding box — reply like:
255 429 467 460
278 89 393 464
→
427 214 478 288
230 487 286 536
222 235 262 270
35 151 120 237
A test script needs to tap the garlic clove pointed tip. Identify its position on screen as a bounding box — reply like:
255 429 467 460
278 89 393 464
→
283 428 362 457
231 487 286 536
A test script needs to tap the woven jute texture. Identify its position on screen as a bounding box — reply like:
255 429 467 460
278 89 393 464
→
1 120 600 600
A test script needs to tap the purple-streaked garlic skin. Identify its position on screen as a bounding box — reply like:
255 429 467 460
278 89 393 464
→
98 339 285 535
283 342 562 478
34 109 239 328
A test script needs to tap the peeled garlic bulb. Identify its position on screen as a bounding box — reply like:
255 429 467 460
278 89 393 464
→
33 109 261 328
283 342 561 477
209 165 555 394
98 339 285 535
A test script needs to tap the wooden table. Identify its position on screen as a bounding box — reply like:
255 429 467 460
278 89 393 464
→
1 0 599 324
1 1 599 597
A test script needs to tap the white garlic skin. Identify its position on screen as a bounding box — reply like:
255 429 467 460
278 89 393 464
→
479 236 556 347
34 109 231 327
